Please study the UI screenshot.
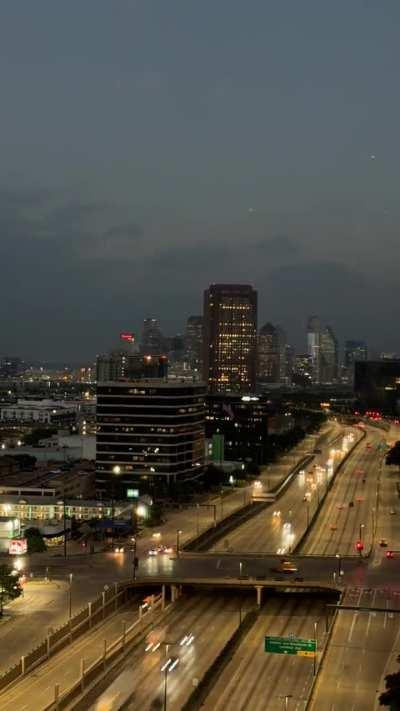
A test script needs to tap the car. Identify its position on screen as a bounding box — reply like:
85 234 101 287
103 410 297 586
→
386 550 394 559
272 510 281 518
349 501 354 508
380 538 388 547
337 504 344 510
114 546 125 554
330 524 337 531
148 548 159 556
390 509 396 515
271 560 298 574
163 546 173 554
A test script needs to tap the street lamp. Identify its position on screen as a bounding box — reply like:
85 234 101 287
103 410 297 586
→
131 537 137 581
359 523 365 543
335 553 342 577
176 530 182 558
68 573 73 620
313 620 318 676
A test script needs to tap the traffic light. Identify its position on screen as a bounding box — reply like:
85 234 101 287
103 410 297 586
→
386 550 394 559
356 541 364 552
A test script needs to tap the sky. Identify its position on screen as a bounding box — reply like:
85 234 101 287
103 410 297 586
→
1 0 400 362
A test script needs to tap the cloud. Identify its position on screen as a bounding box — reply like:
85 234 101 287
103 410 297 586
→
255 234 302 257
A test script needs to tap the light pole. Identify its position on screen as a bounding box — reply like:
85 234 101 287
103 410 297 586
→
335 553 341 577
131 537 137 581
239 561 243 624
68 573 73 620
359 523 365 544
196 504 200 536
176 530 182 558
313 620 318 676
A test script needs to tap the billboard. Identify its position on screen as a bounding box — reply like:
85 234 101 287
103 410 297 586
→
9 539 27 555
120 332 135 343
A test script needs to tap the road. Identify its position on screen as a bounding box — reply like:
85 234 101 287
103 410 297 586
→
0 578 103 674
0 599 142 711
0 428 325 676
300 428 384 556
309 587 400 711
88 592 245 711
206 428 355 555
201 595 329 711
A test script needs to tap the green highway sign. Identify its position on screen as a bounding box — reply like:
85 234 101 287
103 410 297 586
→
265 635 316 657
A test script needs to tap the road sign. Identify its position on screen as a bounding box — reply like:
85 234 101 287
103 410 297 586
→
265 635 316 656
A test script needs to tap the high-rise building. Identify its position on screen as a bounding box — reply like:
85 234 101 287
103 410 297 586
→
203 284 257 394
141 318 164 355
96 351 168 383
184 316 203 370
307 316 321 384
257 323 286 383
96 380 206 496
344 340 368 368
354 360 400 415
320 326 338 383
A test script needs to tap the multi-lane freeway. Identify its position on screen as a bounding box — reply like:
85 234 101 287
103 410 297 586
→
89 592 245 711
309 587 400 711
200 594 332 711
1 420 398 711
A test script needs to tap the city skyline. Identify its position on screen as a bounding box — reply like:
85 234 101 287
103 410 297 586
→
1 3 400 360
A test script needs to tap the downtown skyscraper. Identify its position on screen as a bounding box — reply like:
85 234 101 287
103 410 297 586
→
203 283 257 393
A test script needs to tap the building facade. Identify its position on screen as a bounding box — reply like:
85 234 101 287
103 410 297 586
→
320 326 338 383
205 394 270 464
141 318 165 355
345 340 368 368
307 316 321 384
184 316 203 371
96 380 206 496
354 360 400 415
96 351 168 383
258 322 287 383
203 284 257 394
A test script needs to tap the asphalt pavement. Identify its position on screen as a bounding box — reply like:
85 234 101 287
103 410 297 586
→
201 595 329 711
309 587 400 711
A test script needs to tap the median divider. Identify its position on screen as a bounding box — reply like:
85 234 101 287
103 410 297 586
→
181 608 258 711
305 590 344 709
183 456 315 554
294 428 366 553
0 582 132 695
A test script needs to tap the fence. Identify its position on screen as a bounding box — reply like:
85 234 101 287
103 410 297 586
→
0 582 130 694
43 591 169 711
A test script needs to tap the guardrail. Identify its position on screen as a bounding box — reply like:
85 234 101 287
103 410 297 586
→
294 427 366 553
0 582 131 695
44 591 172 711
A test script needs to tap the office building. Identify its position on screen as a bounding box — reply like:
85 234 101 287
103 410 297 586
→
258 323 286 383
307 316 321 384
354 360 400 415
320 326 338 383
141 318 164 355
184 316 203 370
345 340 368 368
206 394 269 464
96 380 206 496
203 283 257 394
96 351 168 383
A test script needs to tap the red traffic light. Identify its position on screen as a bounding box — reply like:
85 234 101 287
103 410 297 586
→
356 541 364 551
386 550 394 559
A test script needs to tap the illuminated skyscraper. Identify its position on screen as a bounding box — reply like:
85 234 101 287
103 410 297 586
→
141 318 164 354
203 283 257 393
307 316 321 384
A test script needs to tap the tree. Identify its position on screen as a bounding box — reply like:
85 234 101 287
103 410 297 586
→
379 670 400 709
386 442 400 468
24 527 47 553
0 565 22 616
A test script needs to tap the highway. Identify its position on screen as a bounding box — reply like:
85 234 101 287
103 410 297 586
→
206 428 357 555
309 587 400 711
0 428 325 676
88 592 245 711
0 598 142 711
300 428 384 556
201 595 330 711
